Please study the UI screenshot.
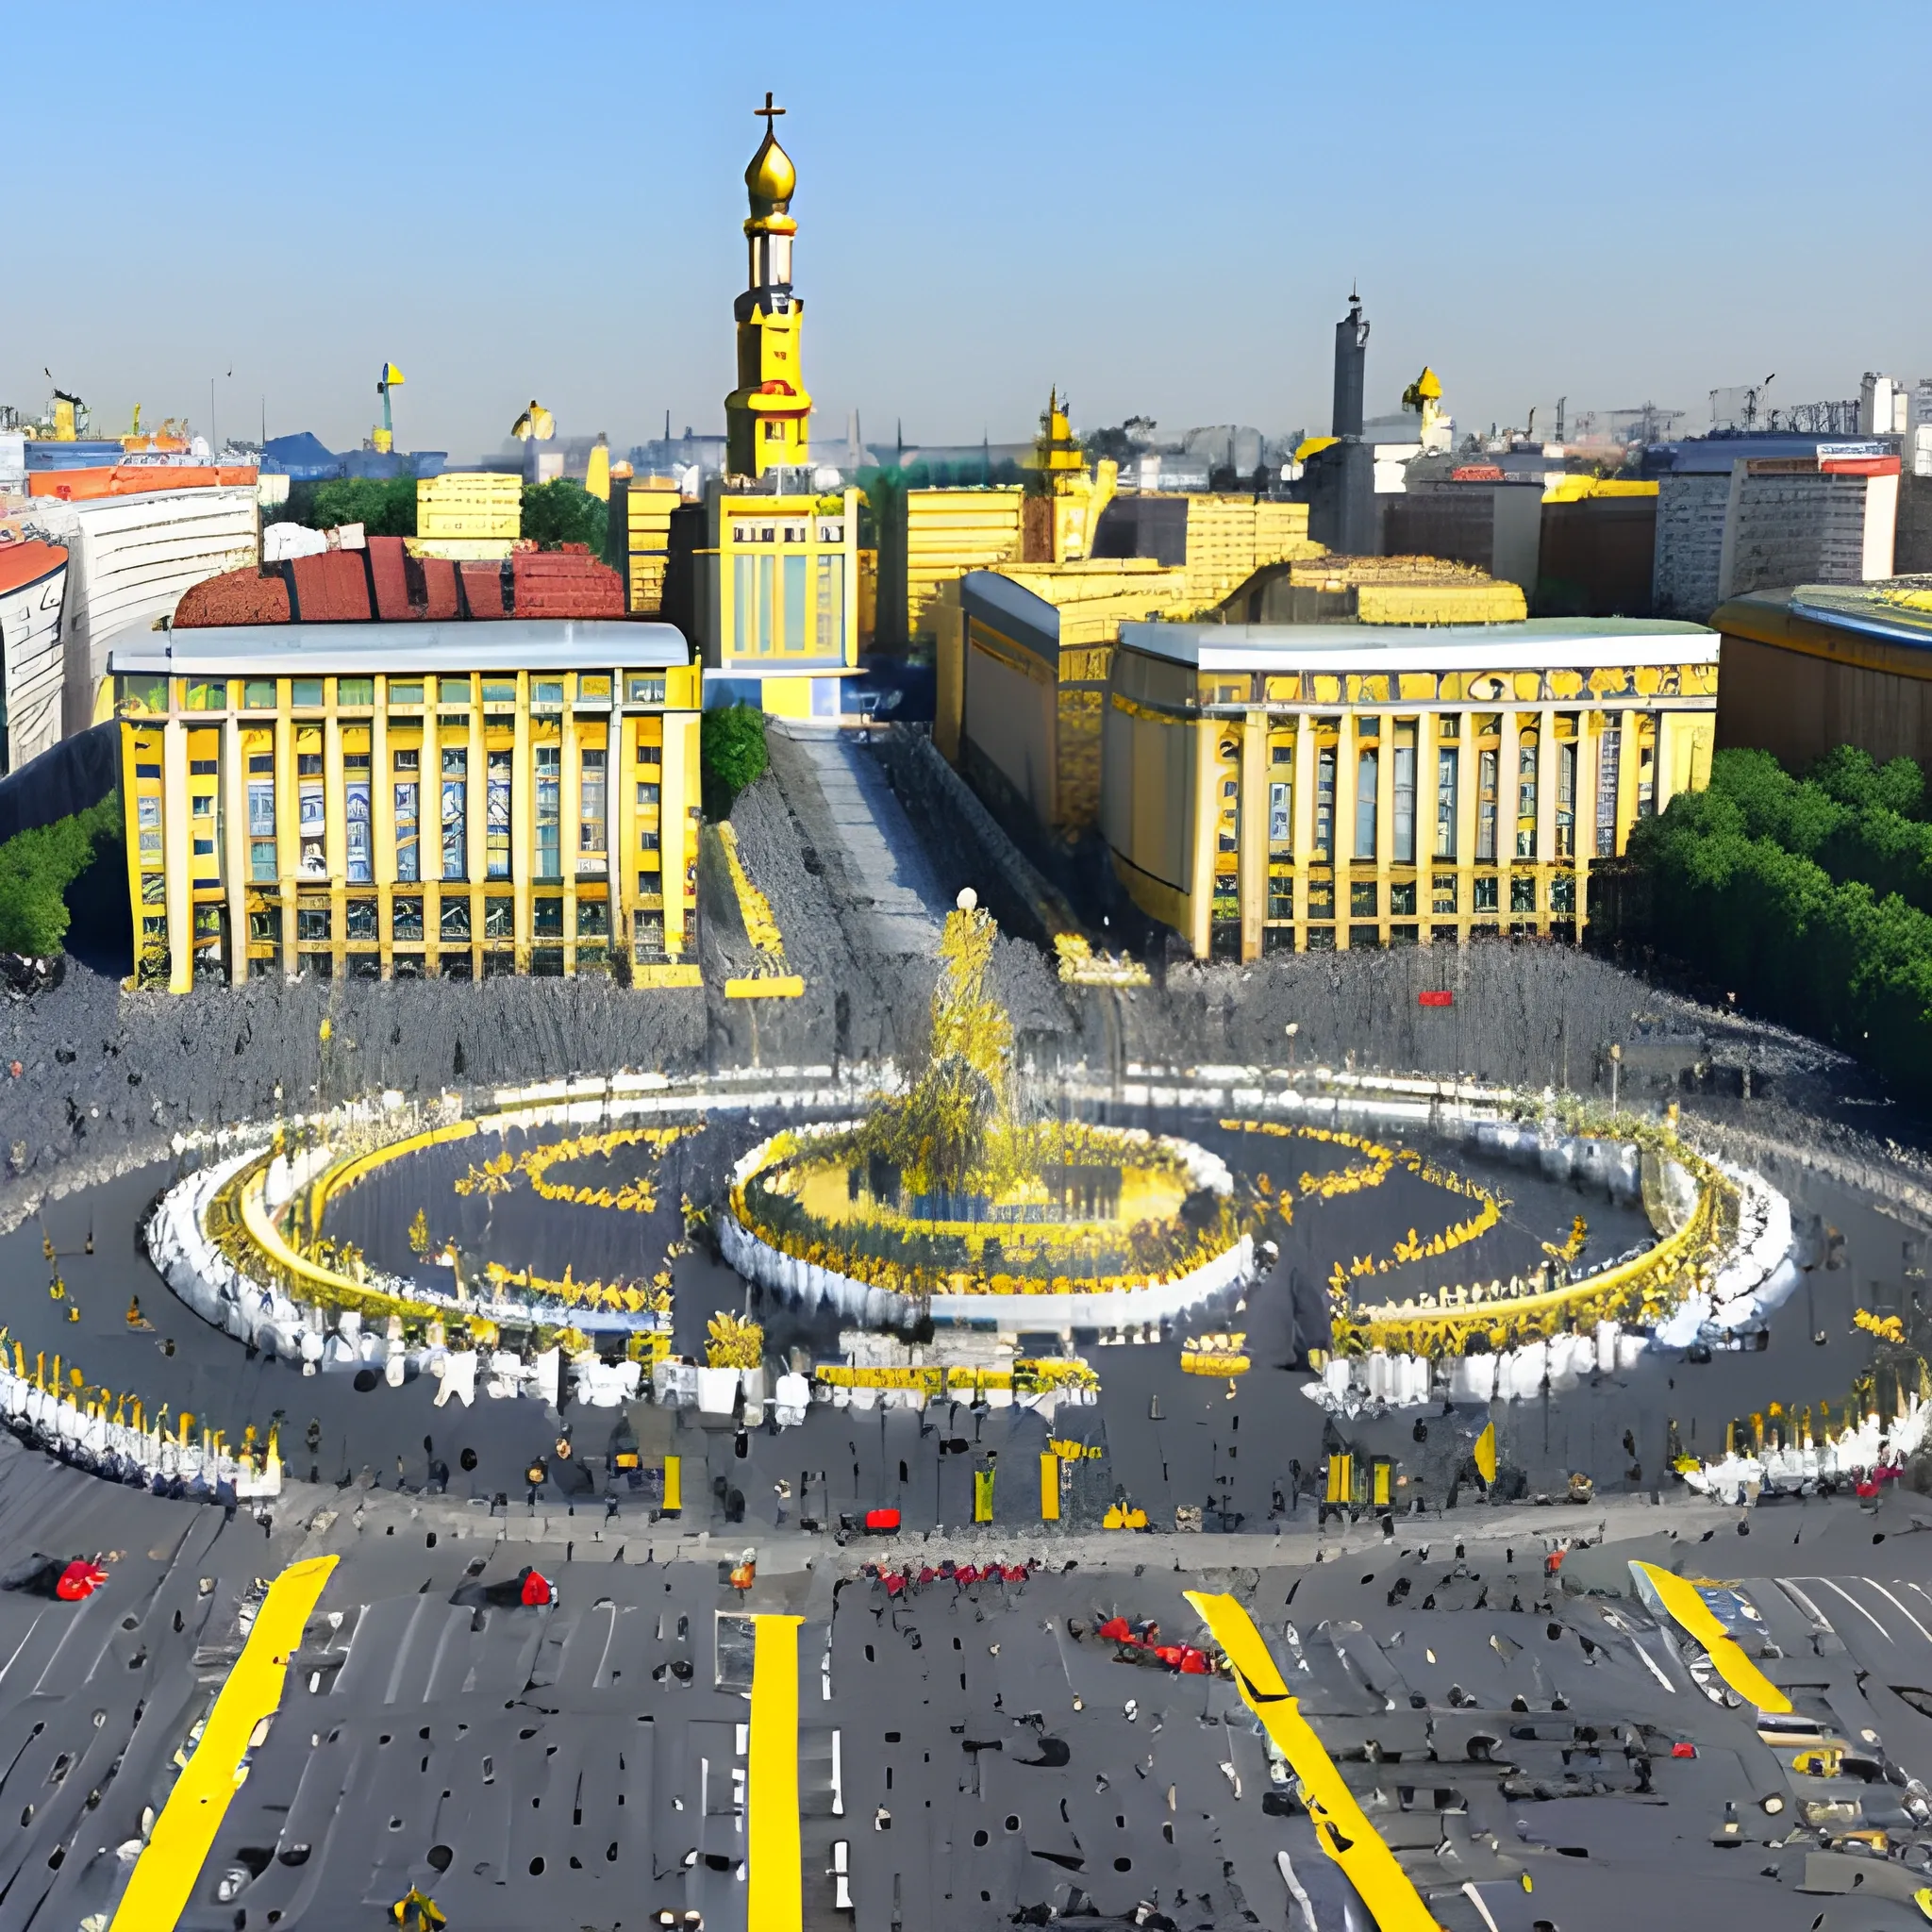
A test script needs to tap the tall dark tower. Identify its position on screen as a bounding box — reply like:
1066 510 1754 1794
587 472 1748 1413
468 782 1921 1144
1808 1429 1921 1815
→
1332 288 1369 439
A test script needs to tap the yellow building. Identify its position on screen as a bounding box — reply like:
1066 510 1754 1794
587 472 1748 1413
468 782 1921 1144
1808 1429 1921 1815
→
938 500 1322 824
1099 618 1719 959
683 481 861 717
108 625 702 991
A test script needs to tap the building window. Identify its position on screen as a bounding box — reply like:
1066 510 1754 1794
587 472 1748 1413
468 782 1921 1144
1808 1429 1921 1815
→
248 905 280 944
1268 865 1293 921
1268 779 1291 851
536 745 561 879
392 895 424 941
441 747 467 880
338 678 375 708
345 780 371 883
1556 740 1576 859
1355 748 1377 858
1392 736 1416 865
639 830 659 855
486 749 511 880
246 777 274 845
192 836 214 858
298 770 325 878
1436 745 1457 860
1307 877 1335 920
576 898 608 938
1315 747 1335 860
1432 872 1457 914
291 679 323 709
345 897 377 941
815 555 844 656
533 679 564 708
1510 873 1537 913
533 894 564 939
394 747 419 772
1596 720 1621 857
1516 729 1539 859
439 676 472 707
783 553 807 654
242 680 275 710
481 680 516 707
395 778 420 882
440 894 471 941
1551 871 1575 913
390 681 425 707
1474 874 1499 912
1350 880 1378 919
636 781 659 808
142 871 164 904
1390 879 1416 916
579 748 607 866
1211 869 1239 924
296 905 331 942
628 675 667 705
1476 748 1498 863
483 896 513 940
578 675 611 702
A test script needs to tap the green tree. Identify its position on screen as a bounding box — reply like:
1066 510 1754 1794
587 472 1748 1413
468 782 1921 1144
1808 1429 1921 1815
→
700 704 769 820
521 480 608 555
278 475 419 537
0 793 124 958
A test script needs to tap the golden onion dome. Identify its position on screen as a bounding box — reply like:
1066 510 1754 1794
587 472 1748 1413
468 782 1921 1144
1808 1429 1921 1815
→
744 129 796 211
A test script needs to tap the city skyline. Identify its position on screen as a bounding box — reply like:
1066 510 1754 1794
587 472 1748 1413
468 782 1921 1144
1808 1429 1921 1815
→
8 0 1930 460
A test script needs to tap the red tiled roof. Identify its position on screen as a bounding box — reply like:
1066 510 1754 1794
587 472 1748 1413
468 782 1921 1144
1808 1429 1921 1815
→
174 567 291 627
368 536 414 620
458 560 507 619
511 550 625 618
289 550 372 622
419 555 460 621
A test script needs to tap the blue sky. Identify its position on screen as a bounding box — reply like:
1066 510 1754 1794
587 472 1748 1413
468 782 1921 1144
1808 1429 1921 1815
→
9 1 1929 459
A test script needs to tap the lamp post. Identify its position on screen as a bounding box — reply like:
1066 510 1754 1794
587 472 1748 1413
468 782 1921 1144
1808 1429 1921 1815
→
1285 1022 1299 1073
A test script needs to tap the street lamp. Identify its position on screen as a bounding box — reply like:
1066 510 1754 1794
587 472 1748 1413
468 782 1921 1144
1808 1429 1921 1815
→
1285 1022 1299 1073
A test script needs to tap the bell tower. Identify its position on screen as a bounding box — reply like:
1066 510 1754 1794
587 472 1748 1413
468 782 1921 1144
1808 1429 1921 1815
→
725 92 813 479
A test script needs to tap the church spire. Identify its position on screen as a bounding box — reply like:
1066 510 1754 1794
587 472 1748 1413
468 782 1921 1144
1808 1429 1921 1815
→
725 92 812 479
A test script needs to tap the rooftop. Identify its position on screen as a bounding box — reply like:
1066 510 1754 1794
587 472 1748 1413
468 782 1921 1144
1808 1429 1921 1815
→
108 620 691 679
1116 615 1717 674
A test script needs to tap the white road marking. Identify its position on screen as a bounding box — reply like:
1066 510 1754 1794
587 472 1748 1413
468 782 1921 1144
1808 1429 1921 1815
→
1776 1578 1834 1633
1864 1579 1932 1645
1809 1577 1891 1641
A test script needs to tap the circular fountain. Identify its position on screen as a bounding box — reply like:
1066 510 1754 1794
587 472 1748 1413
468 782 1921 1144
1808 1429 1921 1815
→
721 892 1252 1328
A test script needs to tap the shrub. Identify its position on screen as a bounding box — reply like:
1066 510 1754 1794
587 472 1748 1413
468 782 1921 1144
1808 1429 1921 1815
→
701 704 768 820
520 480 608 555
0 793 123 958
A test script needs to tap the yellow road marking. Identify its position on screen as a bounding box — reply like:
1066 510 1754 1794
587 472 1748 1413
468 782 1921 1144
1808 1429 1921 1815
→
724 976 806 999
748 1613 804 1932
1186 1591 1441 1932
1627 1560 1791 1712
109 1555 337 1930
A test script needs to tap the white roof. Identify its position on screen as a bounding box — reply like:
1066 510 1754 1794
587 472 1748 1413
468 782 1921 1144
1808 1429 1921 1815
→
108 620 692 678
1117 617 1717 675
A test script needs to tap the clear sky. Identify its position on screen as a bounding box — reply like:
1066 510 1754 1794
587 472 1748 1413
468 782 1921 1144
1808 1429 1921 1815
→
9 0 1929 461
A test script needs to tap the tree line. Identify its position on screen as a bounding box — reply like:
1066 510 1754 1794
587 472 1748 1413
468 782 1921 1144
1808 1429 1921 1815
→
1624 746 1932 1088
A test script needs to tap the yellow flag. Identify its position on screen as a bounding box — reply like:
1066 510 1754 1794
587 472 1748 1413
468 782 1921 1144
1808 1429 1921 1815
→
1474 1421 1497 1483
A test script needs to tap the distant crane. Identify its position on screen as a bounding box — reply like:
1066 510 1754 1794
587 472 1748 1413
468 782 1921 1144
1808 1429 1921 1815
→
1607 402 1688 446
1709 374 1775 432
372 361 405 454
